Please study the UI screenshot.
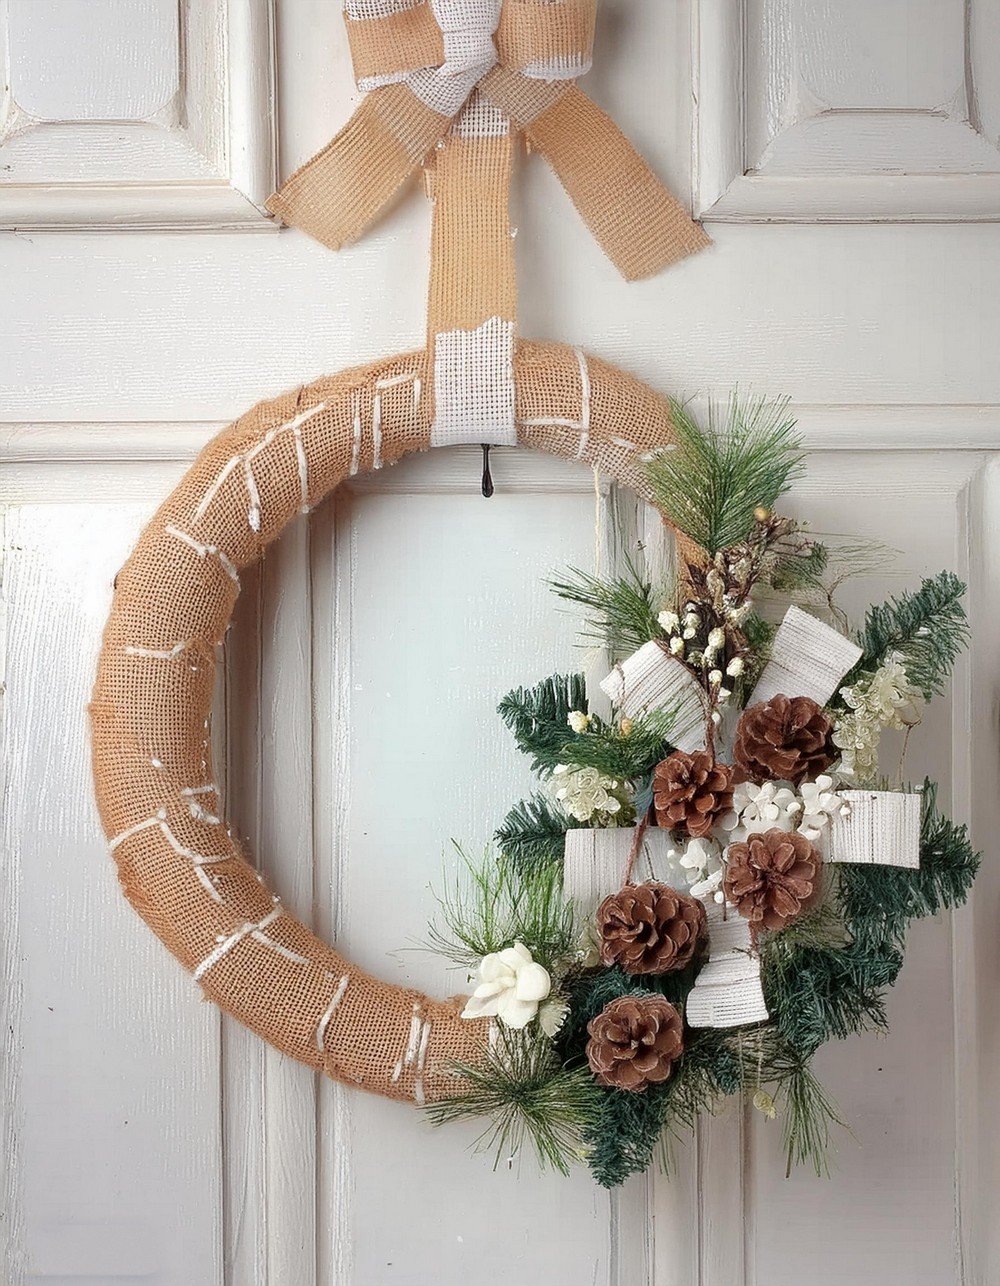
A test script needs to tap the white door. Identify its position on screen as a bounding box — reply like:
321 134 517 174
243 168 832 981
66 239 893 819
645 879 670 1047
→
2 2 999 1284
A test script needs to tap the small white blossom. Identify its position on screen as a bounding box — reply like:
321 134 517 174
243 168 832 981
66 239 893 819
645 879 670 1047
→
567 710 591 734
835 657 923 782
708 669 723 687
683 627 697 640
539 996 570 1038
670 637 686 657
658 609 680 633
726 657 745 678
716 780 800 844
708 628 726 650
665 836 725 903
461 942 552 1029
797 774 851 842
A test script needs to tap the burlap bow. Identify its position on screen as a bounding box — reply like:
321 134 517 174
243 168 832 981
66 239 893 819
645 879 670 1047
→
266 0 710 280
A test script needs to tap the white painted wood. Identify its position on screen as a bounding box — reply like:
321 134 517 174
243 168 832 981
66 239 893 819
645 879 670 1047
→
2 2 999 1283
0 0 277 229
694 0 1000 221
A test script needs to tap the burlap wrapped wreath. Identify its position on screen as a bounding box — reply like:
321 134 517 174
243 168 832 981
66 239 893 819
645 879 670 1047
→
90 340 681 1107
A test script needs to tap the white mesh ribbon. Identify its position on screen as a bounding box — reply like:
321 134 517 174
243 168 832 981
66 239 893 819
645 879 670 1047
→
684 903 769 1029
828 790 921 869
563 826 676 916
600 641 707 753
749 606 863 708
431 315 516 447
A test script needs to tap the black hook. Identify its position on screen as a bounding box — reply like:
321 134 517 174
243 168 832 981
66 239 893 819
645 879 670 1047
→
481 444 495 499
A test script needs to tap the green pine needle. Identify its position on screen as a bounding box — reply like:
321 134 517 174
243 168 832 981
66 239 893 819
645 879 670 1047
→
426 846 577 973
645 395 804 554
495 794 575 871
426 1030 599 1176
548 558 666 658
498 673 589 774
852 570 969 699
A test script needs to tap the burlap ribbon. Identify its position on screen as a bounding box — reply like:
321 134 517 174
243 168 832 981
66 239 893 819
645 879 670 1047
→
266 0 710 281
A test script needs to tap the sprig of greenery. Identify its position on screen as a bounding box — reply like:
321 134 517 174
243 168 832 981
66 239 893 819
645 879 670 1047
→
497 673 589 774
548 557 666 658
494 794 575 871
426 1029 598 1176
851 570 969 699
426 846 577 973
645 395 804 554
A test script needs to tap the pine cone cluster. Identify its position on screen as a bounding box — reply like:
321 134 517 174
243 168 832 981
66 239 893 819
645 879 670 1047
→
597 882 706 976
586 995 683 1092
733 694 835 785
723 827 822 932
653 750 734 838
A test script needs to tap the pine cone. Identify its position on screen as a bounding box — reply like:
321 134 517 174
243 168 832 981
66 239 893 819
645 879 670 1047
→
597 882 706 975
653 750 734 838
586 995 683 1092
733 694 835 785
724 828 822 932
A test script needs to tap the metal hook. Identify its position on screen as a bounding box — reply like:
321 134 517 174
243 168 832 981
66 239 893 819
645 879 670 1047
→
481 444 495 498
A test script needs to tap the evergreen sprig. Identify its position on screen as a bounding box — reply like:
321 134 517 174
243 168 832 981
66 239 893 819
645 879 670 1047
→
645 396 804 554
852 570 969 699
426 1030 598 1176
548 558 666 658
497 673 589 774
495 794 575 871
427 847 577 972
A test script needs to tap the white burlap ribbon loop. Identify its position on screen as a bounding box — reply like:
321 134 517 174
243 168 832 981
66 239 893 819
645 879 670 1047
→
413 0 503 114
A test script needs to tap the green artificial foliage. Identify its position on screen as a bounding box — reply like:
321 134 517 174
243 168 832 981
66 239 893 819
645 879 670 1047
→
497 673 589 773
582 1079 673 1188
561 708 678 780
426 1029 599 1176
852 570 969 699
838 781 980 949
548 558 666 658
495 794 575 871
645 396 804 554
426 846 577 972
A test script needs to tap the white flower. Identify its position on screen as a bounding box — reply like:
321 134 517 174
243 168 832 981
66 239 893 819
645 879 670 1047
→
708 628 726 651
658 609 680 634
670 637 686 657
461 942 552 1029
665 836 725 902
539 996 570 1038
549 764 633 825
716 780 800 843
567 710 591 734
797 774 850 842
726 657 745 678
835 657 923 782
708 669 723 687
833 709 880 782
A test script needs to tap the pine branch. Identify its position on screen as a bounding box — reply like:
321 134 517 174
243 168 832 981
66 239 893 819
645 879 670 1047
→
548 558 666 658
560 707 679 780
497 673 589 773
426 846 577 972
495 794 575 871
645 395 804 554
426 1029 599 1176
837 781 980 950
852 571 969 699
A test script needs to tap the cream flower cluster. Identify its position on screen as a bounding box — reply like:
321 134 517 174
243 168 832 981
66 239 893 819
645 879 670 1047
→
834 657 922 781
716 776 850 846
549 764 633 825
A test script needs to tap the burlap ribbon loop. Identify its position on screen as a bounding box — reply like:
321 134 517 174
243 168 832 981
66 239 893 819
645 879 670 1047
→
266 0 710 280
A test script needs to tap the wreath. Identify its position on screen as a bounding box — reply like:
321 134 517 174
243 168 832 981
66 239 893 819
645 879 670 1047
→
89 1 979 1194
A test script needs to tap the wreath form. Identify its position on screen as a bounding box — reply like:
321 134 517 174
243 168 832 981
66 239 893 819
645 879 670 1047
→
91 340 682 1107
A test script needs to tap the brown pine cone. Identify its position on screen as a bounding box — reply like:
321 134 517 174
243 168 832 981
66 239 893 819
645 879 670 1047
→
586 995 683 1092
653 750 734 838
733 694 835 785
724 828 822 932
597 882 706 976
